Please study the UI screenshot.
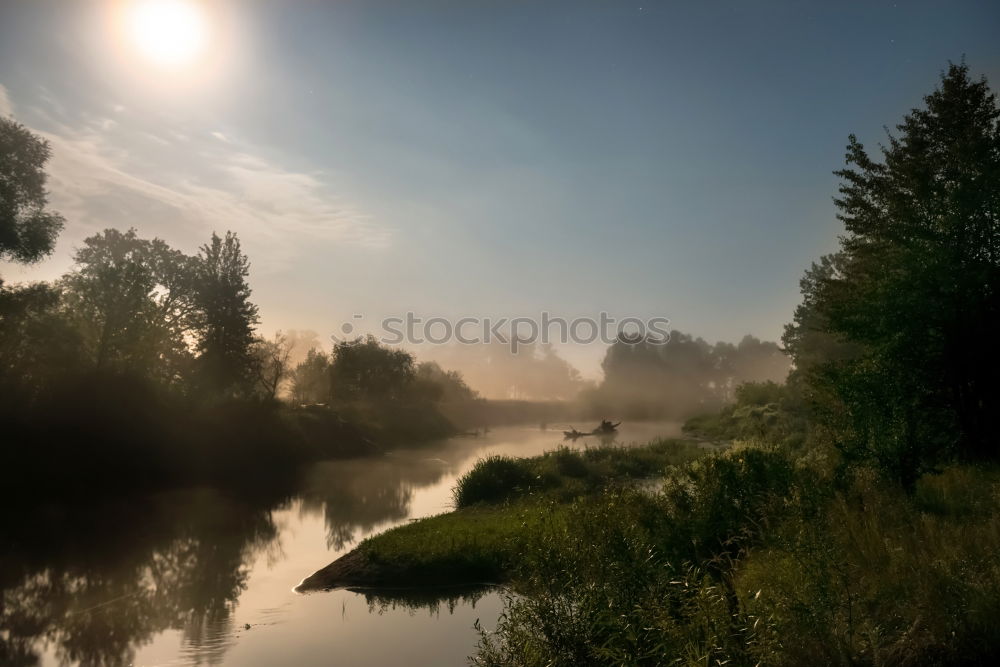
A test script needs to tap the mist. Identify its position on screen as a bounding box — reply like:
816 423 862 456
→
3 1 999 665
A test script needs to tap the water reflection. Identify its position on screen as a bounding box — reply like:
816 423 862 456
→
0 488 285 666
0 423 681 666
359 585 496 617
297 439 485 551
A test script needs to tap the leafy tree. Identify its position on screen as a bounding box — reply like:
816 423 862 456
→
415 361 479 403
291 348 331 404
192 231 259 397
328 335 415 403
784 62 1000 486
0 282 83 400
61 228 197 382
0 117 64 265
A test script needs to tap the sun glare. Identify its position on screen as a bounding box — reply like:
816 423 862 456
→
125 0 208 68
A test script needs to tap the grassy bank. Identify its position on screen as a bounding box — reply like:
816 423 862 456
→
296 439 707 590
302 437 1000 666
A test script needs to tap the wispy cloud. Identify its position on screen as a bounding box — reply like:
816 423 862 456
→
0 84 12 117
0 84 388 272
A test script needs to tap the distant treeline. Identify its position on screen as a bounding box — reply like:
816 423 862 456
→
0 115 485 498
1 111 791 502
582 331 790 420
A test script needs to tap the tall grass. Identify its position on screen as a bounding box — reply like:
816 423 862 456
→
453 439 705 508
473 448 1000 666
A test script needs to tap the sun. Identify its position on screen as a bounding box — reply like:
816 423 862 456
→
124 0 209 68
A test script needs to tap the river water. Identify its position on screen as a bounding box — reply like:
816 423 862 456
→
3 422 681 666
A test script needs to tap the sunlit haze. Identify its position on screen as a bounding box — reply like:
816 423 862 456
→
123 0 209 68
4 3 1000 666
1 0 998 384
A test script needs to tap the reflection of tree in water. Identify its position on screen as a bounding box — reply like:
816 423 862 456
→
0 488 285 666
359 585 496 617
298 442 485 551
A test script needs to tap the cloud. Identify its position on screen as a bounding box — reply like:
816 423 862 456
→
0 84 13 116
5 87 388 272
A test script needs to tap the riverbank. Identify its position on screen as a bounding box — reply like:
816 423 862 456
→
301 438 1000 666
297 439 707 591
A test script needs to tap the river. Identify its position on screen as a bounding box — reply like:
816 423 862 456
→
2 421 682 666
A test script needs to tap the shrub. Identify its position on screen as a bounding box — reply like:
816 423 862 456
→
453 455 537 508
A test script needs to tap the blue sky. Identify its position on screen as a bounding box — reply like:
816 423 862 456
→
1 0 998 377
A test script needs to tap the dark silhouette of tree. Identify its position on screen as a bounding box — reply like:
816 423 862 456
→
328 335 415 402
0 282 83 400
192 231 259 397
415 361 479 403
61 229 197 382
251 331 293 400
784 62 1000 486
291 348 331 404
0 118 64 266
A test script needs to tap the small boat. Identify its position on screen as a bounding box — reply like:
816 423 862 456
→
594 420 621 434
563 421 621 439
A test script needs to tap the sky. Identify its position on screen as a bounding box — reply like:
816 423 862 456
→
1 0 998 379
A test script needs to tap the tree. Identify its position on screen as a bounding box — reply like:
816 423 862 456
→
784 62 1000 485
328 335 415 403
0 282 83 400
61 228 197 382
291 348 331 405
0 117 64 265
415 361 478 403
251 331 293 400
192 231 259 397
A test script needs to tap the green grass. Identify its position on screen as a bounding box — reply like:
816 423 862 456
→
453 438 705 508
318 438 707 588
472 452 1000 667
358 502 572 586
318 435 1000 666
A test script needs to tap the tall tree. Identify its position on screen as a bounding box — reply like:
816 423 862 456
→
0 118 64 266
192 231 259 397
785 62 1000 485
61 228 197 381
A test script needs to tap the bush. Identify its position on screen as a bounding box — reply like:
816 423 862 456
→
453 455 538 508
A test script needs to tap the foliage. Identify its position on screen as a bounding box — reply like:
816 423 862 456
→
585 331 790 420
469 446 1000 666
453 455 538 507
0 117 64 265
290 348 331 404
453 440 706 508
250 330 293 400
0 281 83 400
683 380 808 449
191 231 260 397
60 228 198 383
328 334 416 402
784 62 1000 487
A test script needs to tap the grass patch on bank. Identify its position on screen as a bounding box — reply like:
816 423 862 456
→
305 438 1000 665
301 438 706 590
357 503 570 587
453 438 706 508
